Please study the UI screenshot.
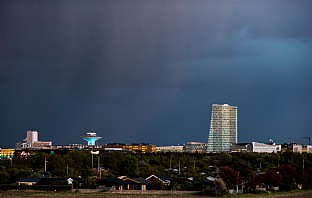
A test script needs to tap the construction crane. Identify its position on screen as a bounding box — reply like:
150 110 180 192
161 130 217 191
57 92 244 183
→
303 137 312 145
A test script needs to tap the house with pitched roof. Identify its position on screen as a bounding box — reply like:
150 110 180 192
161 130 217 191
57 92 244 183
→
97 176 148 190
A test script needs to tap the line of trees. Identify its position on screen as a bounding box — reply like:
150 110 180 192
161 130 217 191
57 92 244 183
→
1 151 312 192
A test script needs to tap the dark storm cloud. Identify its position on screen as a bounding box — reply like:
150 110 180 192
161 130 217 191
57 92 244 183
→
1 0 312 147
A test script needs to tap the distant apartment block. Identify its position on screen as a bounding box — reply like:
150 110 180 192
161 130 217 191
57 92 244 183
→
16 130 52 149
184 142 207 153
303 145 312 153
207 104 237 153
103 143 156 154
247 142 278 153
0 148 15 159
231 143 249 152
156 145 184 153
123 143 156 154
281 143 303 153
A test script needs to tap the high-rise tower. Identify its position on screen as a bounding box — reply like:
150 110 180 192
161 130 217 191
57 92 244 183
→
207 104 237 152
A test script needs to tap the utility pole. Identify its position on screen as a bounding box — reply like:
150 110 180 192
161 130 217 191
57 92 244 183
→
169 156 172 170
303 158 305 178
193 155 196 172
92 152 94 168
98 156 100 173
44 157 47 172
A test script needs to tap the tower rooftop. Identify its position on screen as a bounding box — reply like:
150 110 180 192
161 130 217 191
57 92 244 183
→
81 132 102 146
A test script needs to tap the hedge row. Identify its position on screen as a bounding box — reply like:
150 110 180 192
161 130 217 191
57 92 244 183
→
0 184 72 191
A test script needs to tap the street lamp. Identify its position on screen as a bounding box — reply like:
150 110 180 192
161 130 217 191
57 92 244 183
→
90 151 99 168
44 157 48 172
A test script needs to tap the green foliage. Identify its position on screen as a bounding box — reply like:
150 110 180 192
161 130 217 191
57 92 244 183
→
215 178 227 196
48 155 66 177
147 178 165 190
277 164 299 191
0 166 10 184
303 168 312 189
117 155 138 176
81 177 97 189
1 150 312 193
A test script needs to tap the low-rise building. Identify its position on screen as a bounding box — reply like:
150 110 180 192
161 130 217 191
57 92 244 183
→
231 143 249 152
97 176 148 190
0 148 15 159
146 174 173 186
247 142 277 153
184 142 206 153
303 145 312 153
156 145 184 153
103 143 155 154
16 178 41 186
16 130 52 149
123 143 156 154
281 143 303 153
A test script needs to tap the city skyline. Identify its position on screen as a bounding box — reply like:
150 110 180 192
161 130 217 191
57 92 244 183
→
1 0 312 147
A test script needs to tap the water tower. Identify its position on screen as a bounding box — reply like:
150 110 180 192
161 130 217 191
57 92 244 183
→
81 132 102 146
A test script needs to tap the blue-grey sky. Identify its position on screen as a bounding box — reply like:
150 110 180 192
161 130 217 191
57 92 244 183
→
1 0 312 147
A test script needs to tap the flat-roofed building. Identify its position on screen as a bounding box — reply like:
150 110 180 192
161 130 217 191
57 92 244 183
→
16 130 52 149
292 144 303 153
231 143 249 152
207 104 237 153
303 145 312 153
281 143 303 153
185 142 206 153
156 145 184 153
32 141 52 148
0 148 15 159
123 143 156 154
247 142 277 153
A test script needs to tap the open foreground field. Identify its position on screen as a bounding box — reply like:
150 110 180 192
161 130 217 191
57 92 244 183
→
0 190 312 198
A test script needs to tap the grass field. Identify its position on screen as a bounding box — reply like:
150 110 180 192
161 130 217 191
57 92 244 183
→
0 190 312 198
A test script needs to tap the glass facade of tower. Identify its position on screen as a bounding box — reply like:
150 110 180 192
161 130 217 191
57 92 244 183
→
207 104 237 152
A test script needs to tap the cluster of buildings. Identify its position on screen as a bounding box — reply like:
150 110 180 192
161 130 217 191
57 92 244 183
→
16 130 52 149
1 103 312 159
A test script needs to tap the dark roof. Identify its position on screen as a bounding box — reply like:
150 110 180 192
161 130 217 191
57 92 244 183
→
17 178 41 183
35 177 67 185
98 177 148 185
125 177 149 184
146 174 173 183
155 175 173 181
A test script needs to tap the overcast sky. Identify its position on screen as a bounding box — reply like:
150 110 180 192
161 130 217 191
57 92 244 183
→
1 0 312 147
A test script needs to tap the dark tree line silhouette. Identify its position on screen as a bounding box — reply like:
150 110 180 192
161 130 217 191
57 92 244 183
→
1 151 312 192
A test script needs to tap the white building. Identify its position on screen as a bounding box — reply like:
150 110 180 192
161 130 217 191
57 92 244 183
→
292 144 303 153
156 145 184 153
207 104 237 152
306 145 312 153
26 131 38 145
247 142 277 153
16 130 52 149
